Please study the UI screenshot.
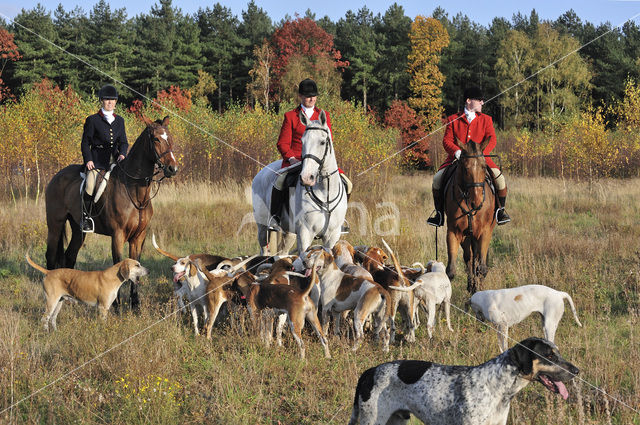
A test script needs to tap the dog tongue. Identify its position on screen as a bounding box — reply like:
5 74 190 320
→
173 271 185 283
304 268 311 277
555 381 569 400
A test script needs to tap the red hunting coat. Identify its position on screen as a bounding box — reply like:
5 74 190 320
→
277 105 333 168
440 111 498 170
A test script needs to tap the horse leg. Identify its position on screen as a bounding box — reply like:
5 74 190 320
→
257 224 270 255
446 230 461 280
127 233 146 311
64 219 85 269
478 234 491 279
462 238 475 294
46 218 66 270
281 232 296 255
111 230 126 311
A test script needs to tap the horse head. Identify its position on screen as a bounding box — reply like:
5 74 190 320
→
454 136 490 188
143 116 178 178
300 110 334 187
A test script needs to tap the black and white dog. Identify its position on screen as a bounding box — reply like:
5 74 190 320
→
348 338 579 425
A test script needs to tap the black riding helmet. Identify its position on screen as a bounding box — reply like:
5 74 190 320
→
98 84 118 100
463 86 483 101
298 78 318 97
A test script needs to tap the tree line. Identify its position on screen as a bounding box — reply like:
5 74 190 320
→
2 1 640 131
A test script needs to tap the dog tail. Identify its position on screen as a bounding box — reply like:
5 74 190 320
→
562 292 582 327
25 253 49 275
301 256 320 299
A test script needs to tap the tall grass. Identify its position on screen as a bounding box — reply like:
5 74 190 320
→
0 175 639 424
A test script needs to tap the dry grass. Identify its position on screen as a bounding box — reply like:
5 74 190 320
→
0 175 639 424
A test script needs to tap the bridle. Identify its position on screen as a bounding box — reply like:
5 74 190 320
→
452 151 497 236
300 125 344 216
118 125 175 210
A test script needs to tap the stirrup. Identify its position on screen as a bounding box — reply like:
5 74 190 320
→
340 219 350 234
81 216 95 233
426 211 444 227
267 215 282 232
496 208 511 225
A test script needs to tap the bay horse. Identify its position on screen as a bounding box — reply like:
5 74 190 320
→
45 116 178 308
252 110 347 257
444 137 496 294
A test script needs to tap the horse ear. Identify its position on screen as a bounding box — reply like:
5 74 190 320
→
161 116 170 127
319 110 327 126
299 110 308 127
142 115 153 126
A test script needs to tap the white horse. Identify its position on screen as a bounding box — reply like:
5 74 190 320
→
252 110 347 257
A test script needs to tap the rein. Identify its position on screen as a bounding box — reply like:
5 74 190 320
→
300 126 345 215
117 126 174 210
451 152 498 236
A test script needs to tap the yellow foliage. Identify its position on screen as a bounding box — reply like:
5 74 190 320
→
407 16 449 129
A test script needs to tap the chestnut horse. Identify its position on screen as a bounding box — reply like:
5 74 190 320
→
444 137 496 294
45 116 178 308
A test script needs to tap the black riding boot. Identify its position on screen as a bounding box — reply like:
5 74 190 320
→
427 189 445 227
81 192 95 233
268 186 286 231
497 195 511 225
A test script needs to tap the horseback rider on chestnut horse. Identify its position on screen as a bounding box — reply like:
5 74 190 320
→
427 86 511 228
426 86 511 293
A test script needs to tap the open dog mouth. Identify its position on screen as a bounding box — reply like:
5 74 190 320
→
538 374 569 400
173 271 185 283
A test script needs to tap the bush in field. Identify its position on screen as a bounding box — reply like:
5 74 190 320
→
383 99 430 169
0 79 87 201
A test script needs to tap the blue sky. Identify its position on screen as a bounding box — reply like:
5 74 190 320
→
1 0 640 28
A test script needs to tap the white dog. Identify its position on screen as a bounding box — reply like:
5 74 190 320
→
470 284 582 352
390 260 453 338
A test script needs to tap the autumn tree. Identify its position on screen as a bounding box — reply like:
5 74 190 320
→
407 15 449 129
270 17 347 102
190 69 217 105
0 27 21 101
247 39 273 109
384 99 430 168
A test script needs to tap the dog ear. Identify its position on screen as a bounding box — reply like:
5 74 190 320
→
118 260 131 281
189 262 197 277
509 338 537 375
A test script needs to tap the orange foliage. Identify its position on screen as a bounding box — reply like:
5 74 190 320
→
155 86 192 113
384 100 431 168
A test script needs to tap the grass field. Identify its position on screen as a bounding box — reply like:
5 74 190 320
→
0 174 639 424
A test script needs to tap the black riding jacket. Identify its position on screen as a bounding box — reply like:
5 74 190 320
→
80 110 128 169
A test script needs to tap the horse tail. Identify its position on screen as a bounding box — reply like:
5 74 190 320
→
25 253 49 275
562 292 582 327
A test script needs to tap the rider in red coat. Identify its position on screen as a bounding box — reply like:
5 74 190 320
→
427 86 511 227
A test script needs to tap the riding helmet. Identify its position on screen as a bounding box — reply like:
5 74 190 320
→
298 79 318 97
463 86 483 101
98 84 118 100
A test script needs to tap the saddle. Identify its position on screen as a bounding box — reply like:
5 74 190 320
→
79 163 116 202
